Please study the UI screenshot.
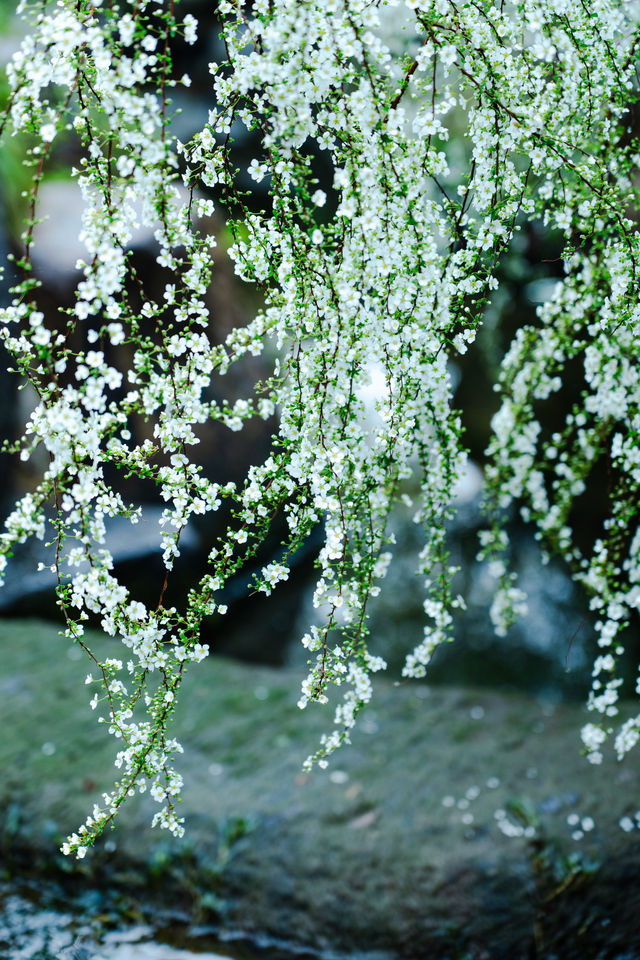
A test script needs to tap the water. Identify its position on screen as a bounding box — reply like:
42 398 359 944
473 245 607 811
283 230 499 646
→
0 885 272 960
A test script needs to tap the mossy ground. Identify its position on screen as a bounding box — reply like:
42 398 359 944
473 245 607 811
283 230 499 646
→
1 618 640 959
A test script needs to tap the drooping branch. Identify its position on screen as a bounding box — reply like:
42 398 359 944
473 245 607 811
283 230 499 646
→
0 0 637 858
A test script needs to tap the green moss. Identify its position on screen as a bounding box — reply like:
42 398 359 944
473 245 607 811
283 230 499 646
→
3 618 640 958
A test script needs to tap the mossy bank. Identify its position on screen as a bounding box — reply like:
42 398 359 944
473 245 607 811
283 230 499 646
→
1 618 640 960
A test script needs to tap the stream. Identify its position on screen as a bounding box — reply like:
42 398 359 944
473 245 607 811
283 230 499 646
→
0 883 310 960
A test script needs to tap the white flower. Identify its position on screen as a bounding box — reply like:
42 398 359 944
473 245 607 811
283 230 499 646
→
183 14 198 44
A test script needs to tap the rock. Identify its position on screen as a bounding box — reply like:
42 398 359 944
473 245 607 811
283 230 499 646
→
29 181 193 291
2 617 640 959
0 507 199 614
329 493 595 700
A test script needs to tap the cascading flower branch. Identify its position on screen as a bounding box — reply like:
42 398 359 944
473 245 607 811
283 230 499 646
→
0 0 638 856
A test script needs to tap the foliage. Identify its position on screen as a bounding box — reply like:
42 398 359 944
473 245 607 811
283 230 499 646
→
0 0 638 857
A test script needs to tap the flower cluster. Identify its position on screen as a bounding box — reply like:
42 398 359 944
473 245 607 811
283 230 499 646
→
0 0 638 856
